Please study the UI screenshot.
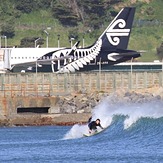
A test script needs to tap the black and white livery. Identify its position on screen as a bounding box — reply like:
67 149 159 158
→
7 7 140 73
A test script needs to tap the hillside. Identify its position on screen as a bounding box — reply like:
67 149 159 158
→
0 0 163 62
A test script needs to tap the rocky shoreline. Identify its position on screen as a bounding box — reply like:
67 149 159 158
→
56 87 162 116
0 87 163 127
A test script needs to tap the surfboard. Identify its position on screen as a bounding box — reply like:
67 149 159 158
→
83 127 108 137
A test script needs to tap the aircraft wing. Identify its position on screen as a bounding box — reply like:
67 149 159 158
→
11 41 80 70
37 56 73 64
37 41 80 65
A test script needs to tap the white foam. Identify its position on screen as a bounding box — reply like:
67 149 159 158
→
63 124 88 139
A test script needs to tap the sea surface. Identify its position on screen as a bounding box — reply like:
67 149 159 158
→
0 97 163 163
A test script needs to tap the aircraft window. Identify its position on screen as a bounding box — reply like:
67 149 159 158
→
82 51 85 57
18 57 20 59
29 57 31 59
33 57 35 59
79 51 82 57
22 57 24 59
83 51 85 57
15 57 16 59
25 57 27 59
11 57 13 59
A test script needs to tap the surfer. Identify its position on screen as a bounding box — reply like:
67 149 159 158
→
88 119 103 133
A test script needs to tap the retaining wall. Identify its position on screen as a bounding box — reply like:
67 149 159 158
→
0 72 162 126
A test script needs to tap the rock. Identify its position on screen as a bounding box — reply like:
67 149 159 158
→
64 97 73 101
62 105 76 114
155 95 161 100
83 106 92 113
81 97 88 102
153 87 163 99
49 106 60 114
77 109 85 113
124 91 132 97
77 103 88 110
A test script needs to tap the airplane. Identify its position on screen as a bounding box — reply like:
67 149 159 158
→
2 7 140 73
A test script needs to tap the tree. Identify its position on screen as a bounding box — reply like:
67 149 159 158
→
52 1 79 26
16 0 37 13
20 37 44 47
1 21 15 38
77 0 109 29
156 42 163 60
36 0 52 9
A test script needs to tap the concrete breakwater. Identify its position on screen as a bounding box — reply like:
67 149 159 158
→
1 72 163 126
0 87 162 126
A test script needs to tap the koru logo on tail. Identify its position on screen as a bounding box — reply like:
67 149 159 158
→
106 19 130 46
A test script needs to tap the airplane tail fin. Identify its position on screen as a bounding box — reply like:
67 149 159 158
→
99 7 135 50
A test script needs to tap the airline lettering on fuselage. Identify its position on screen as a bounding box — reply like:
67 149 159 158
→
106 19 130 46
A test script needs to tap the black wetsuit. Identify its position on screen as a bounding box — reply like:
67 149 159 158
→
88 121 103 130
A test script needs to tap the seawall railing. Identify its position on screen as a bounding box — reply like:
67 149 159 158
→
0 72 162 97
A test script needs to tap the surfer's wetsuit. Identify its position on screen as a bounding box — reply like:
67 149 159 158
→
88 121 103 131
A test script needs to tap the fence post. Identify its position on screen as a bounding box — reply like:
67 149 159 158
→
128 72 132 89
80 73 84 90
64 73 68 93
49 73 53 95
113 72 116 91
96 73 100 91
74 74 78 92
104 73 107 91
88 73 91 92
135 73 138 89
159 72 162 87
41 74 44 94
0 74 4 91
144 72 147 88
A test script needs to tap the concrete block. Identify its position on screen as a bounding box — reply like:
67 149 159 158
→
49 106 60 114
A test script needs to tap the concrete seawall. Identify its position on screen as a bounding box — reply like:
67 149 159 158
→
0 72 163 126
0 96 91 126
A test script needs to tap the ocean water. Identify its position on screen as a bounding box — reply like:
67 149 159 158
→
0 97 163 163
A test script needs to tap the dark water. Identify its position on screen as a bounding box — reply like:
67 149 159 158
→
0 99 163 163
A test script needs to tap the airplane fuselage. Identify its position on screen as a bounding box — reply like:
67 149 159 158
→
10 47 140 73
3 7 141 73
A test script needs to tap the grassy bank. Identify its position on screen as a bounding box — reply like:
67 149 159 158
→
4 1 163 62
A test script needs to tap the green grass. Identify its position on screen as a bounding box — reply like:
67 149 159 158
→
4 0 163 62
128 26 163 61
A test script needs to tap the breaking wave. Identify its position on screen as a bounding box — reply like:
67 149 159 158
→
63 94 163 140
